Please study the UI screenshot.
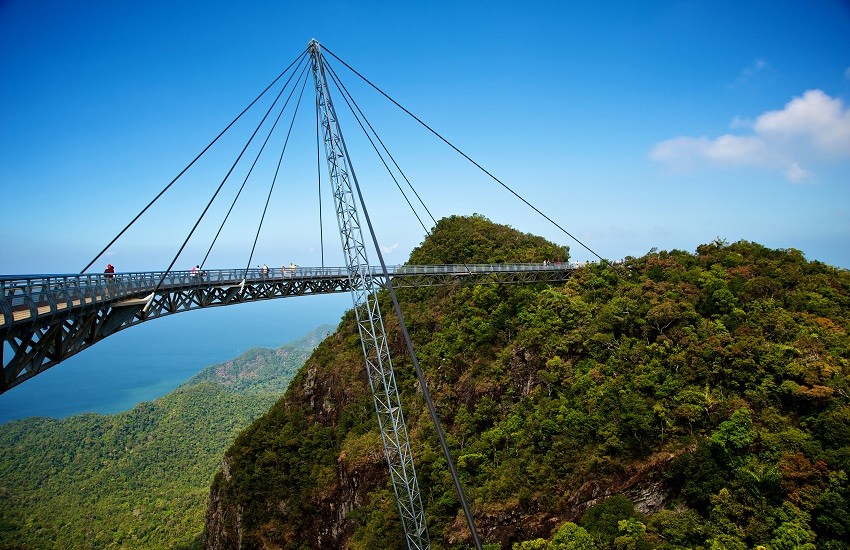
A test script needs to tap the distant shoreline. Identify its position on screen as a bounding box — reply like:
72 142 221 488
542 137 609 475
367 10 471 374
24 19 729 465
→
0 296 347 424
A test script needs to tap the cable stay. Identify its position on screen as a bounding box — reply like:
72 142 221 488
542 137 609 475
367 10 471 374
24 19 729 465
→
81 48 309 274
324 62 432 235
190 64 307 271
200 63 312 271
322 58 482 272
151 55 311 296
310 39 483 550
244 71 311 278
322 45 612 266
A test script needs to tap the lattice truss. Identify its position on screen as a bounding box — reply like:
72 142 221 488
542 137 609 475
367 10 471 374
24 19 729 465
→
0 276 353 392
310 39 430 549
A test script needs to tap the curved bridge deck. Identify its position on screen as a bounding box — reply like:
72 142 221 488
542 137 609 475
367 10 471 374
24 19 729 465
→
1 264 576 392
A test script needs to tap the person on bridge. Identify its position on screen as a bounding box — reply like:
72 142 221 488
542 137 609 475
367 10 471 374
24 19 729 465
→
289 262 296 274
261 264 269 277
104 263 115 280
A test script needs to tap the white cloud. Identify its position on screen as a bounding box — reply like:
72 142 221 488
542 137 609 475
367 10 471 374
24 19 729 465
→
650 89 850 182
754 90 850 155
705 134 769 164
650 135 767 167
381 243 400 254
729 115 751 129
785 162 809 183
727 58 774 89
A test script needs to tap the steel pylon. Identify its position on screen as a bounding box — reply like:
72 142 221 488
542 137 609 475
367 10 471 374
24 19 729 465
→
308 39 430 550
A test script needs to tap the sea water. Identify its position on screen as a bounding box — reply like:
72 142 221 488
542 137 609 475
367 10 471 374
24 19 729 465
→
0 294 350 424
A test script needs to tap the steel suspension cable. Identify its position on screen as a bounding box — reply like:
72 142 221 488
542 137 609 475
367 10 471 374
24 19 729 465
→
325 60 439 231
324 63 431 235
314 40 487 548
152 58 307 295
324 60 474 271
80 48 309 274
244 72 310 276
201 61 311 269
323 46 610 265
333 123 485 550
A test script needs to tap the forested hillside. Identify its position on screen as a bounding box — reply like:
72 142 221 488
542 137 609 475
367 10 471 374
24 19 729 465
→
0 325 332 549
206 215 850 549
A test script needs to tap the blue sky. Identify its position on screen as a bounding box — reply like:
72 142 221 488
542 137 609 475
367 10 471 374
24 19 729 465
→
2 0 849 273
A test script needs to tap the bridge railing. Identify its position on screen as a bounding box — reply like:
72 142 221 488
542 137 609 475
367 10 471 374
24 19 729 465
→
387 263 576 274
1 263 577 328
0 269 333 323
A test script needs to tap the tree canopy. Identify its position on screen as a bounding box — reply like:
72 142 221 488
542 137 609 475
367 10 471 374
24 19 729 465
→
0 327 329 549
210 217 850 549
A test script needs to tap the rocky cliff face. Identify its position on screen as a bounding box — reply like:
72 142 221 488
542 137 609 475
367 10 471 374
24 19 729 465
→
205 457 243 550
207 447 381 549
204 326 391 548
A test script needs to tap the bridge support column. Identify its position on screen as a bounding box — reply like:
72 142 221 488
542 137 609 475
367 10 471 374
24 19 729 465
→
309 39 430 550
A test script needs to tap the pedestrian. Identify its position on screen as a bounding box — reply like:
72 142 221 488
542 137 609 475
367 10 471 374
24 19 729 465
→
261 264 269 277
104 263 115 279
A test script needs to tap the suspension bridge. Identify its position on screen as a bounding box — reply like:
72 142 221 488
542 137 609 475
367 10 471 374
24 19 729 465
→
0 39 610 550
0 263 575 393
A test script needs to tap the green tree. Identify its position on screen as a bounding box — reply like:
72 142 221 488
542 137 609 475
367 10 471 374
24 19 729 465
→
580 495 642 547
550 522 597 549
613 518 647 550
710 408 755 458
513 539 550 549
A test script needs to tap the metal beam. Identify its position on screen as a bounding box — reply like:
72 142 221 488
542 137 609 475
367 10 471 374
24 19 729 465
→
0 264 575 394
309 38 429 550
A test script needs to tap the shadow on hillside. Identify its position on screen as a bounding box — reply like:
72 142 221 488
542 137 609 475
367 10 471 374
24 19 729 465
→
174 533 204 549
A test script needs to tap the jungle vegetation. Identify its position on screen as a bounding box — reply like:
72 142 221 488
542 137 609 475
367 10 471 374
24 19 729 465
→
212 214 850 549
0 325 332 549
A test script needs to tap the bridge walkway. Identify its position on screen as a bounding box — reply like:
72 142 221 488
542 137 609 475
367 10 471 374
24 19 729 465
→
1 263 576 392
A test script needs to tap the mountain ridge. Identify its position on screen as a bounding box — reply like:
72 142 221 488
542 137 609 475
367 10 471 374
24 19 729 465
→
0 324 334 549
